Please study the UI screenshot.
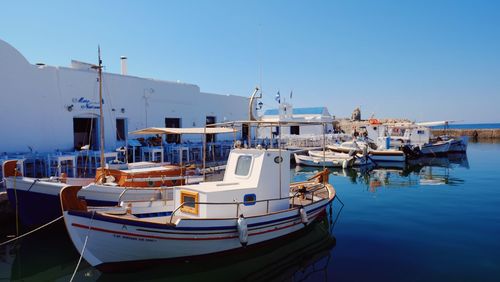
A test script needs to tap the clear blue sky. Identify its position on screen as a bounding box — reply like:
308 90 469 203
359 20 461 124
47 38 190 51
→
1 0 499 123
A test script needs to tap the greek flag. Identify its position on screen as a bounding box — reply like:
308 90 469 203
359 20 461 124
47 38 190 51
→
275 91 281 103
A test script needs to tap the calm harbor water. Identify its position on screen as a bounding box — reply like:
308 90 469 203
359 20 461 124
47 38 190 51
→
1 141 500 281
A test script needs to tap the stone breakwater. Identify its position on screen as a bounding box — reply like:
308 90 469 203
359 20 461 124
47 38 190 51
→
432 129 500 139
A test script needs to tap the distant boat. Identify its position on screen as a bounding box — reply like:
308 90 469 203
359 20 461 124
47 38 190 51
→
294 150 371 168
326 140 406 163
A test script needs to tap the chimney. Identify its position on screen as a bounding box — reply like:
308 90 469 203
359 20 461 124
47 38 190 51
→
120 56 128 75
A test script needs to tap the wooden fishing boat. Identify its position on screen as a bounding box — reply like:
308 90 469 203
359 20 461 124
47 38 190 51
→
61 148 336 271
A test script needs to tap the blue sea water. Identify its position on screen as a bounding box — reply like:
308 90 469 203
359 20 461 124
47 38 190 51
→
430 123 500 129
1 141 500 281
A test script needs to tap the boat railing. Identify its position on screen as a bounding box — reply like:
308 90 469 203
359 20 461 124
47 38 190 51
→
168 182 330 224
117 186 172 203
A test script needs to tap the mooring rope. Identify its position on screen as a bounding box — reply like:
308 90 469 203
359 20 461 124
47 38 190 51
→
70 210 95 282
13 171 19 237
0 215 64 247
330 194 345 232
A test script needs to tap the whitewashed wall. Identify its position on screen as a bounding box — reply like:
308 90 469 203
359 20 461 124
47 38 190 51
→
0 39 248 154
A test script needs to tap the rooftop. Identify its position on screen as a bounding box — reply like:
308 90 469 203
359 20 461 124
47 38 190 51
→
263 107 328 116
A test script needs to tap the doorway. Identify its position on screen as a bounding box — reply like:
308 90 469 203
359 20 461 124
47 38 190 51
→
73 117 98 150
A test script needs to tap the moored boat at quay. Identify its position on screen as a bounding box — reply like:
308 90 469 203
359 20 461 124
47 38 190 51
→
326 140 406 163
61 147 336 271
295 150 372 168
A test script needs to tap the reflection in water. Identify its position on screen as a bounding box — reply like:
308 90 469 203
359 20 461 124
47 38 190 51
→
295 153 469 192
94 215 337 282
0 222 82 282
0 210 339 282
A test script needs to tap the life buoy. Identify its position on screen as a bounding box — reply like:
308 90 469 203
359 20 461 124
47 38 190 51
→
369 118 381 125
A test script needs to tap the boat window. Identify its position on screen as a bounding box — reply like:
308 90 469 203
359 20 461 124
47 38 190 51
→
235 155 252 176
180 190 199 215
417 130 425 134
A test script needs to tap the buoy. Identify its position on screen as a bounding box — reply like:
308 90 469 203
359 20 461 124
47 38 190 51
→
237 215 248 246
300 207 308 225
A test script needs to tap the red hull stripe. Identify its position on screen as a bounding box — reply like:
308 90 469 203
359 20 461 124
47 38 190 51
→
71 214 319 241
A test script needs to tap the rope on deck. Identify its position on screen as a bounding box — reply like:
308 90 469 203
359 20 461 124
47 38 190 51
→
70 210 95 282
0 215 64 247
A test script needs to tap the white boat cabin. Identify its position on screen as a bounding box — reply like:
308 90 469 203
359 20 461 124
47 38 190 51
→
173 148 290 218
365 124 431 148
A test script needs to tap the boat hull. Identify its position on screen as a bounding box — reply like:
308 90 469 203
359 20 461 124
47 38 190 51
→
420 140 452 155
368 151 406 162
4 177 168 227
6 186 63 228
295 153 370 167
63 198 333 270
448 137 468 153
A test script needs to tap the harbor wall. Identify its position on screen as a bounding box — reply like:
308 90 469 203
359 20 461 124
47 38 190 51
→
431 129 500 139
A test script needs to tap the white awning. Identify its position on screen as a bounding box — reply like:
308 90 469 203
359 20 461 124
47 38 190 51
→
129 127 238 135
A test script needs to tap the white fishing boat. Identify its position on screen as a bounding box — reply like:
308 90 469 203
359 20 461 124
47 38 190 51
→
61 147 336 270
295 151 371 168
418 139 452 155
294 153 354 168
327 140 406 163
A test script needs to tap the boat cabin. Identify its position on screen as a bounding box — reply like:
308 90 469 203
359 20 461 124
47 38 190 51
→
365 124 431 148
173 148 290 218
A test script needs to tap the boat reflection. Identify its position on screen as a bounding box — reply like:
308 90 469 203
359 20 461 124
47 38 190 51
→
0 222 81 282
295 152 468 191
0 213 338 281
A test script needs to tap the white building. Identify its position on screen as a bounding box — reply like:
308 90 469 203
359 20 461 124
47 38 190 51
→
0 39 249 154
257 103 334 139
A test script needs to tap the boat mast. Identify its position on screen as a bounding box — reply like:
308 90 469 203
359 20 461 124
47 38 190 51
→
97 46 105 182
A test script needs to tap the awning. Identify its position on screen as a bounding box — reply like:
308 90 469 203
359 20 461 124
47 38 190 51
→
129 127 238 135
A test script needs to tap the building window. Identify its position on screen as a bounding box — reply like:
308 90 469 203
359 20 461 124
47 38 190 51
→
180 190 199 215
116 118 127 141
235 155 252 176
206 116 216 143
165 118 181 143
290 126 300 135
